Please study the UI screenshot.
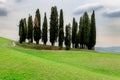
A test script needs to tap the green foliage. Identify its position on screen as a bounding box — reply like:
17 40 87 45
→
34 27 40 44
27 15 33 43
18 7 97 50
50 6 58 46
35 9 41 40
83 12 90 48
72 18 78 48
19 19 26 43
75 32 79 48
36 9 41 27
42 13 48 45
23 18 27 42
78 17 84 48
33 9 41 44
65 24 71 50
88 11 96 50
78 11 96 49
58 9 64 48
74 22 79 48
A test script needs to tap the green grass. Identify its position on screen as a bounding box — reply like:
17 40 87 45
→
16 42 81 50
0 37 120 80
16 42 60 50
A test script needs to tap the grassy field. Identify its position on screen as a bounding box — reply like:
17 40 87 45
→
0 37 120 80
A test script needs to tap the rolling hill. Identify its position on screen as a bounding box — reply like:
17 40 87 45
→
0 37 120 80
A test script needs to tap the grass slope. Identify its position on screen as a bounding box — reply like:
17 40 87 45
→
0 37 120 80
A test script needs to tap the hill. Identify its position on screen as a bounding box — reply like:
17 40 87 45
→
0 37 120 80
96 47 120 53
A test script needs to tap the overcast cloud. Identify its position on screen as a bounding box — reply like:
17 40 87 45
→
74 3 104 15
0 0 120 47
0 8 8 16
103 9 120 18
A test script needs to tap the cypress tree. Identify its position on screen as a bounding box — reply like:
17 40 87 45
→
35 9 41 41
19 19 24 44
75 32 79 48
78 17 84 48
72 18 77 48
58 9 64 48
65 24 71 50
42 13 48 45
74 22 78 48
72 18 75 48
23 18 27 42
27 15 33 43
50 6 58 46
83 12 90 48
34 16 39 44
88 10 96 49
33 9 41 44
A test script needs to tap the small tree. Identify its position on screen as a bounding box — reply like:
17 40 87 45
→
65 24 71 50
42 13 48 45
58 9 64 48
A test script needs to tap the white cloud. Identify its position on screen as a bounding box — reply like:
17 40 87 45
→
0 0 6 3
0 0 120 47
103 9 120 18
74 3 104 15
0 0 27 16
0 0 8 16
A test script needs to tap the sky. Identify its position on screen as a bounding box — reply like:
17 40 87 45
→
0 0 120 47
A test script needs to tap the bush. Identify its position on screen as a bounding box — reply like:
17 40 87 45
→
66 46 70 50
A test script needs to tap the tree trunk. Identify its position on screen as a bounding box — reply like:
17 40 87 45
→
72 44 75 48
51 43 54 46
36 40 39 45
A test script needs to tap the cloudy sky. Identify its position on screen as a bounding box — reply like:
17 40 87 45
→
0 0 120 47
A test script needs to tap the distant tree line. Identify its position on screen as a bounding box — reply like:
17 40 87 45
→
18 6 96 50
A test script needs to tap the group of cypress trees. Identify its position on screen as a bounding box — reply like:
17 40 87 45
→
19 9 46 45
19 6 96 50
72 11 96 50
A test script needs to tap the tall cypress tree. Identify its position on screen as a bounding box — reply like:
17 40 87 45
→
75 32 79 48
88 10 96 49
65 24 71 50
58 9 64 48
19 19 24 44
83 12 90 48
74 22 78 48
33 9 41 44
34 16 39 44
35 9 41 41
27 15 33 43
42 12 48 45
78 17 84 48
72 18 78 48
23 18 27 42
50 6 58 46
